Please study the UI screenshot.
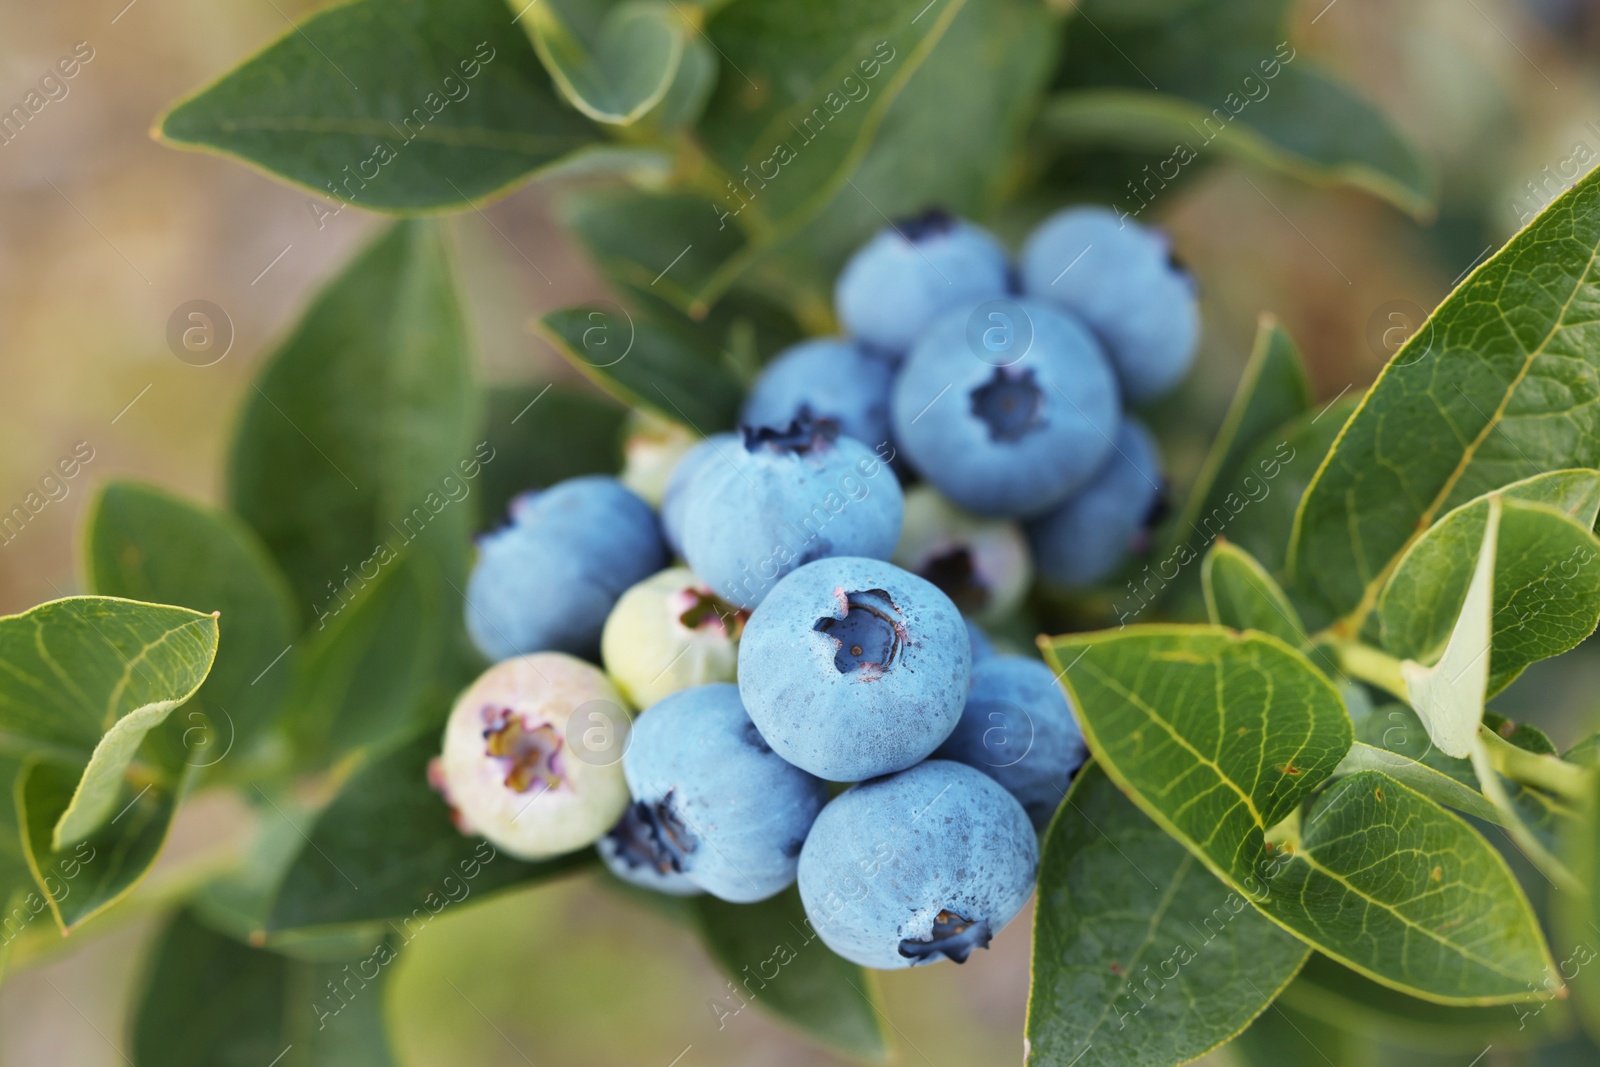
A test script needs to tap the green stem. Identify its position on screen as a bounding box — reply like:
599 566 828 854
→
1480 726 1593 804
1469 742 1584 896
1329 640 1410 702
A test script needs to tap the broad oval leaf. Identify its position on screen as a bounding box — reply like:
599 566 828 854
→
0 596 217 848
229 220 478 613
521 0 687 125
1165 316 1311 560
1044 626 1554 1003
265 735 590 933
1202 539 1306 644
133 909 400 1067
287 552 456 764
697 0 962 237
1026 761 1307 1067
1291 166 1600 630
158 0 600 211
1050 0 1435 217
17 758 180 933
479 384 627 526
538 304 743 432
693 887 890 1062
1380 472 1600 697
84 481 297 766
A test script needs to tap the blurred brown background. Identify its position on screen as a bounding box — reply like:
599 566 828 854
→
3 0 1599 1063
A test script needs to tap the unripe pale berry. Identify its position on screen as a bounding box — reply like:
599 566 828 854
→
601 567 744 709
435 653 631 861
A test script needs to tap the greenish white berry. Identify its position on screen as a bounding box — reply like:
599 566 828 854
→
601 567 743 709
619 410 698 508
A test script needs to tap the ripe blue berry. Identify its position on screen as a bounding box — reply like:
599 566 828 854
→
741 338 895 451
835 211 1010 355
660 432 738 557
890 299 1121 517
465 477 666 661
619 684 827 902
597 810 703 896
738 556 969 781
797 760 1038 969
966 619 996 664
435 654 631 860
681 419 903 610
1027 419 1164 589
893 485 1032 624
1020 206 1199 403
933 655 1087 830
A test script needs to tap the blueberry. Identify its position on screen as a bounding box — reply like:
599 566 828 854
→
1027 419 1164 589
620 684 827 902
434 654 631 860
681 419 903 610
1020 206 1199 403
966 619 996 664
797 760 1037 969
933 655 1087 830
596 817 703 897
892 485 1032 624
741 338 895 452
738 556 969 781
600 567 743 709
890 299 1121 517
660 432 738 557
835 211 1010 355
466 476 666 661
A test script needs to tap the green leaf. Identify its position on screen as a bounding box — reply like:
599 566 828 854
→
265 736 590 933
16 758 180 933
0 596 217 849
479 384 626 526
697 0 963 238
83 481 297 765
1044 626 1554 1002
1280 951 1568 1050
1291 166 1600 631
1379 472 1600 697
1223 397 1356 583
538 304 744 432
1341 704 1578 846
1026 762 1307 1067
521 0 688 125
1050 0 1434 217
132 909 399 1067
1166 316 1312 558
157 0 600 212
693 887 889 1062
286 552 455 763
230 221 478 612
1202 539 1306 644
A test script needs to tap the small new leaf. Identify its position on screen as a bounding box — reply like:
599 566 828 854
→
1399 496 1498 760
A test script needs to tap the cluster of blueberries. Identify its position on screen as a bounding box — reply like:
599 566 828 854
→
435 206 1198 970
